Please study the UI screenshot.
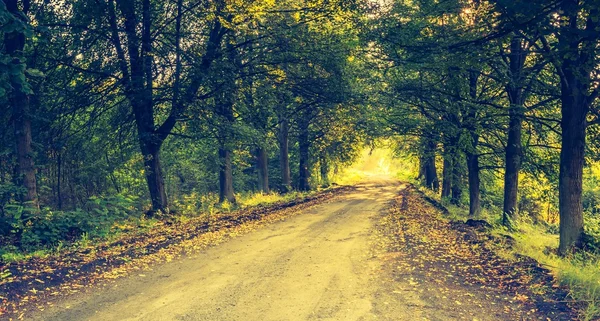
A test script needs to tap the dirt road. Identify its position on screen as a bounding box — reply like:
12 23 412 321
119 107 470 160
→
27 180 574 321
30 180 401 321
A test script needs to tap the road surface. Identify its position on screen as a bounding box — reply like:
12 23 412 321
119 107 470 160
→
31 180 404 321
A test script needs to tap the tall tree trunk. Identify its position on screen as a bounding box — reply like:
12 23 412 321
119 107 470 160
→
219 147 236 203
256 147 269 193
4 0 38 209
441 156 452 198
111 0 224 213
424 157 439 191
554 1 595 255
451 165 462 206
422 139 439 191
132 99 169 213
503 106 523 226
502 35 526 228
215 41 237 204
442 138 457 198
57 151 62 210
298 117 311 191
278 116 291 192
558 96 586 254
465 70 481 217
417 156 426 180
466 152 480 217
11 92 38 209
117 0 169 214
320 155 329 186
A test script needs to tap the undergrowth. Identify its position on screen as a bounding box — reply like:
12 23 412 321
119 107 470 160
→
0 189 319 266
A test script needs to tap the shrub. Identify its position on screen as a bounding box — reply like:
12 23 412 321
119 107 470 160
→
2 194 138 249
583 215 600 253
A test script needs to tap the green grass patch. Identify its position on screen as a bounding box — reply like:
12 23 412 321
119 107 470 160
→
237 191 308 208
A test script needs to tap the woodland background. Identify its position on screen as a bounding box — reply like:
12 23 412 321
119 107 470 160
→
1 0 600 289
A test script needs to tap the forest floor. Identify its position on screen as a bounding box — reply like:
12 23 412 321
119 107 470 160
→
2 179 578 320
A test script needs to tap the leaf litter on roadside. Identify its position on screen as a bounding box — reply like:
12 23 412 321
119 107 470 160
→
373 184 578 320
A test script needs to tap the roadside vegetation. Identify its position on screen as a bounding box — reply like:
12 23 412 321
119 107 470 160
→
0 188 320 264
411 164 600 320
378 184 577 320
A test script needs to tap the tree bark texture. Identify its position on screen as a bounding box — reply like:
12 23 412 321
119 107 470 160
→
219 147 236 203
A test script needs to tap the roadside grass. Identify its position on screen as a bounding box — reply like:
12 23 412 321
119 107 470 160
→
0 189 321 266
501 224 600 321
0 249 49 264
237 190 310 208
331 168 367 186
416 185 600 320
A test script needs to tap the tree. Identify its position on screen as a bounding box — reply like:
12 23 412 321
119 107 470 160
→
493 0 600 253
2 0 39 210
552 1 600 253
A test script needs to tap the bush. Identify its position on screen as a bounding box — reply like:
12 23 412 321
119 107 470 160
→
583 215 600 253
2 194 138 249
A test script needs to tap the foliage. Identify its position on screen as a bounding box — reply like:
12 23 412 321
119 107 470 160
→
2 194 137 249
0 0 368 251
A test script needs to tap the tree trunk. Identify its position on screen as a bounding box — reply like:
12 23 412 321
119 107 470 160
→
140 143 168 213
557 80 586 254
424 156 439 192
441 156 452 198
502 34 526 228
11 92 38 209
117 0 169 214
320 155 329 186
214 36 238 204
466 70 481 217
417 156 425 180
4 0 38 210
256 147 269 193
466 152 481 217
554 1 595 255
219 147 236 203
422 139 439 191
57 151 62 210
298 118 311 191
278 116 291 192
502 106 523 227
215 98 236 203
